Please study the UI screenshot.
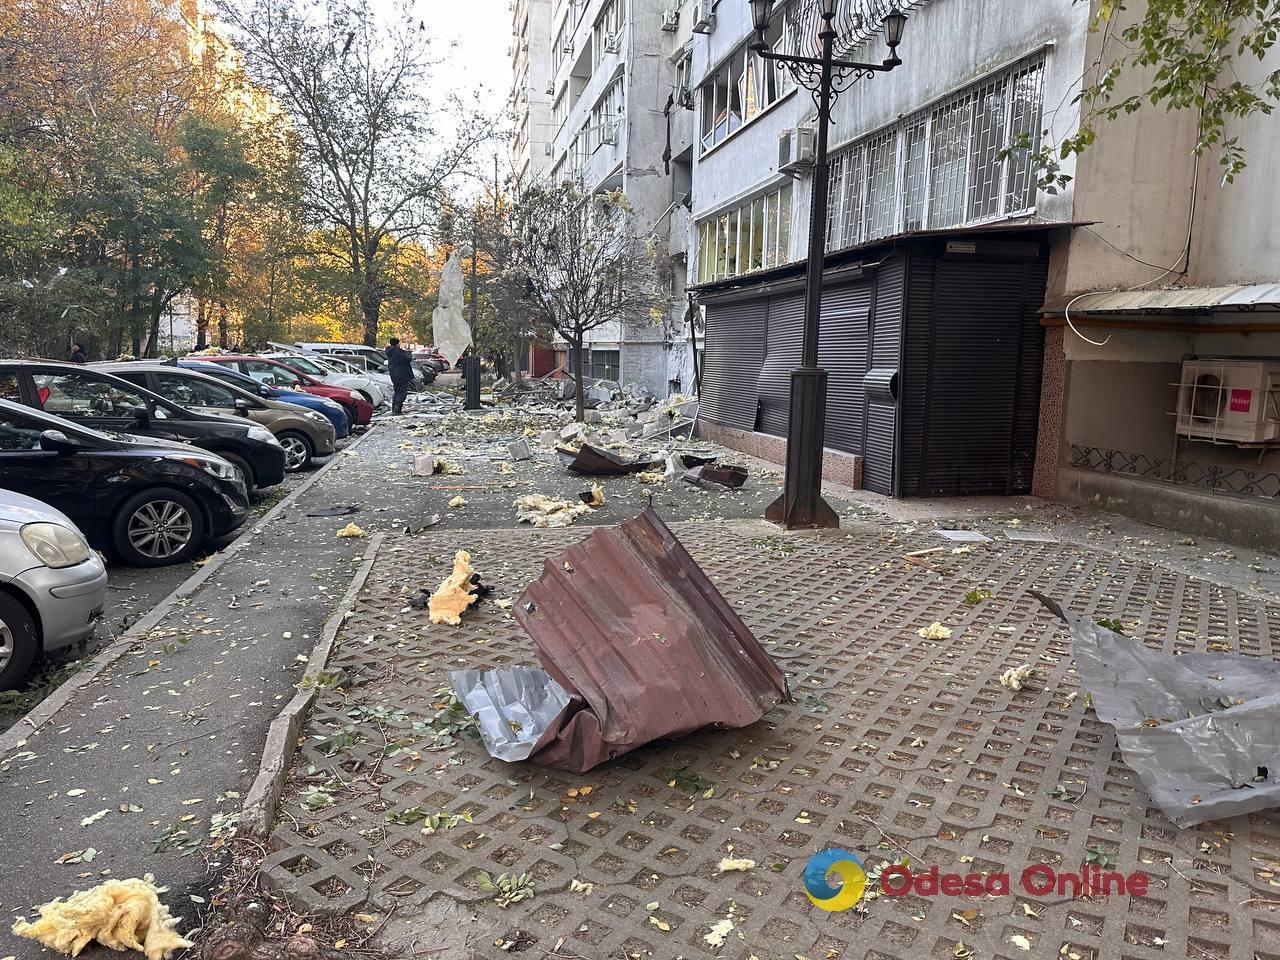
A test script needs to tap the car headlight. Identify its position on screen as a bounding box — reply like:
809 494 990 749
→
247 424 282 447
166 452 238 481
20 522 92 569
346 391 361 401
320 400 343 412
304 410 328 423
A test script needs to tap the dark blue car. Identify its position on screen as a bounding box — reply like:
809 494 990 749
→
178 360 350 438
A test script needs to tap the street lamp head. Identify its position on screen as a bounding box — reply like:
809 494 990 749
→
749 0 771 32
883 7 908 49
819 0 839 17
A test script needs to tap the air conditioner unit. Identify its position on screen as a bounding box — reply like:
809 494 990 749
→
604 32 621 54
778 126 816 174
522 39 529 51
545 81 555 95
691 1 715 34
599 125 618 146
1176 358 1280 444
544 143 554 156
661 8 680 31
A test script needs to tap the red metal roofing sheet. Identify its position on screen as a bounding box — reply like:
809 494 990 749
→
514 509 790 772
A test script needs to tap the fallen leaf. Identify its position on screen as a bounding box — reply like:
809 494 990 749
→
80 809 109 827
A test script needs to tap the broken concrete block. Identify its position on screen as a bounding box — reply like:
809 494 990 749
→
507 438 533 461
538 430 557 446
582 410 602 424
560 423 583 441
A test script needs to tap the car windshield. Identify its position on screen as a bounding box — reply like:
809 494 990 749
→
278 356 327 375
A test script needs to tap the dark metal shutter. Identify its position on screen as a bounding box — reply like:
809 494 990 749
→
919 258 1045 496
863 254 906 494
757 293 804 437
817 282 872 455
896 251 934 497
1011 259 1048 491
700 301 766 429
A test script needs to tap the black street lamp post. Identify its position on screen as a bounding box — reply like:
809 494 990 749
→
751 0 908 529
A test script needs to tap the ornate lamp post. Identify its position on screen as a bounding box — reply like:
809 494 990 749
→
752 0 908 529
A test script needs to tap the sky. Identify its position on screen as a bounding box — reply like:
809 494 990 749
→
418 3 510 109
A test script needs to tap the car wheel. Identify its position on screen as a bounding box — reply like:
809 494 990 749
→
0 593 39 691
112 489 207 567
277 430 314 471
356 390 376 405
220 452 256 490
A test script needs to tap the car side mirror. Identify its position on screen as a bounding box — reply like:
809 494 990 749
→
131 404 150 424
233 398 252 417
258 386 273 398
39 429 79 453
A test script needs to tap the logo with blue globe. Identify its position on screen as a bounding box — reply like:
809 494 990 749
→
803 848 867 911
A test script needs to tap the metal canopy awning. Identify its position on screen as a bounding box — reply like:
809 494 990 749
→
1049 283 1280 316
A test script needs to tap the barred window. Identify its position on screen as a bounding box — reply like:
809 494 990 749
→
826 54 1045 250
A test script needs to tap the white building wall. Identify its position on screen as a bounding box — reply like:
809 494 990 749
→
511 0 555 181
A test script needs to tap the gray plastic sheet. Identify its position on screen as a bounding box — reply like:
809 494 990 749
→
450 666 572 762
1036 592 1280 827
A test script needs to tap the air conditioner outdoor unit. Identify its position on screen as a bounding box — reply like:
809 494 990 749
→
599 125 618 145
604 32 621 54
777 126 816 174
544 143 554 156
691 1 715 34
522 39 529 51
545 81 555 95
1176 358 1280 444
661 8 680 31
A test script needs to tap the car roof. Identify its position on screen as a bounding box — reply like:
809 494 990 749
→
0 359 188 411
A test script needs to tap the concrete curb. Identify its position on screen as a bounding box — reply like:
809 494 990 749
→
240 531 385 839
0 426 379 757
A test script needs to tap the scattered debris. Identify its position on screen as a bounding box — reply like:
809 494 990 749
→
513 494 590 528
463 510 789 772
11 874 192 960
682 463 748 489
448 496 467 508
305 505 359 517
413 454 465 477
935 529 991 543
1036 591 1280 826
335 522 366 538
579 483 606 507
404 514 442 535
507 438 533 461
559 443 662 476
1000 664 1038 691
429 550 483 625
451 665 572 761
717 857 756 873
917 621 952 640
635 470 665 484
703 917 734 948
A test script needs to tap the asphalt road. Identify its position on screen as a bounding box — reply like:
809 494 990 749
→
0 403 784 958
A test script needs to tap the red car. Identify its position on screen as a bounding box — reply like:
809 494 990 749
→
203 356 374 427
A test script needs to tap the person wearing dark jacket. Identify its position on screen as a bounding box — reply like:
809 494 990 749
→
385 337 413 414
67 343 87 364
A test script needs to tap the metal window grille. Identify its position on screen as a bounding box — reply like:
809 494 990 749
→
826 53 1045 251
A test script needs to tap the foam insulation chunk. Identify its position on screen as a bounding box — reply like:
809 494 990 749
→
429 550 481 625
335 522 366 538
11 874 192 960
514 494 590 528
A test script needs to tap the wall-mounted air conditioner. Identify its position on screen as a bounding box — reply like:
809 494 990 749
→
545 81 555 95
604 32 621 54
661 9 680 31
1176 358 1280 444
599 124 618 146
521 39 529 52
691 1 715 34
778 126 816 174
544 143 554 156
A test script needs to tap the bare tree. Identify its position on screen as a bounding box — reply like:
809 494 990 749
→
504 180 660 421
218 0 496 344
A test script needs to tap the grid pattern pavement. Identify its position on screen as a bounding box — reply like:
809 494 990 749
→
258 518 1280 960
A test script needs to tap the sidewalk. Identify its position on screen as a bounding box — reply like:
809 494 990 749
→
248 512 1280 960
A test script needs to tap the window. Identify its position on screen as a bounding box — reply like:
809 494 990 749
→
588 75 624 151
552 91 568 132
588 350 620 382
31 372 157 419
0 406 44 451
695 183 792 283
0 374 20 401
242 360 303 388
698 6 796 153
826 55 1045 250
592 0 624 68
154 374 239 409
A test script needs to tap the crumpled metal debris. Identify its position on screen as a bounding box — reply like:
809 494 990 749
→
682 463 748 489
557 443 662 476
451 510 789 773
1036 592 1280 827
450 666 573 762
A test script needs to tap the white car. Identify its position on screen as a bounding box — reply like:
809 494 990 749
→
260 353 389 407
0 491 107 689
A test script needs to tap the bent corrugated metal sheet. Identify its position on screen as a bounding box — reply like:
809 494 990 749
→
513 509 789 772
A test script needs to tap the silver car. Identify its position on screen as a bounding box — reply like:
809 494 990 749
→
0 491 107 689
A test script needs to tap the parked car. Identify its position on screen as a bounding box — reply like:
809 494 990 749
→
0 361 286 490
295 342 434 386
96 362 337 471
258 351 388 406
200 356 374 427
0 489 108 689
414 348 448 373
0 399 250 567
176 360 350 439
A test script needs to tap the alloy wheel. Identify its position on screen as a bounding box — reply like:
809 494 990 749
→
0 619 12 675
127 499 194 561
280 435 309 470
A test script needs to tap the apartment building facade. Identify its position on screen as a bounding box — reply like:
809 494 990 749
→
510 0 556 182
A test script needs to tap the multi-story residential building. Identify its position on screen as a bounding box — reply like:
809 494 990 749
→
526 0 696 396
679 0 1280 546
510 0 556 182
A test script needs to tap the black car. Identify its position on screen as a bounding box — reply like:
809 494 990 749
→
0 361 286 490
0 399 250 566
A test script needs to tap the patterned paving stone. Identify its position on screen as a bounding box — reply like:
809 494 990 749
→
259 518 1280 960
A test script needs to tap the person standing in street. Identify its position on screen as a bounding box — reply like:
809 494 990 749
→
67 342 87 363
386 337 413 415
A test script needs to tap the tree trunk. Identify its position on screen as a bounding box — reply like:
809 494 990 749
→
570 336 585 422
359 282 380 347
217 300 229 349
195 299 209 350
